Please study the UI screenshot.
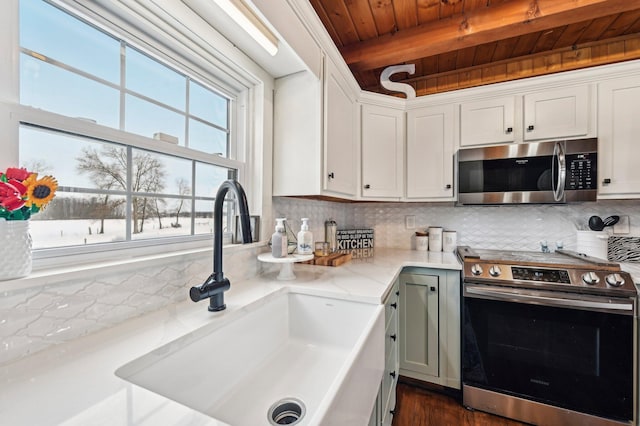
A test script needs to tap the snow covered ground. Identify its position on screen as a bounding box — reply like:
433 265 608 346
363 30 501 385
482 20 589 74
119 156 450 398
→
29 218 216 249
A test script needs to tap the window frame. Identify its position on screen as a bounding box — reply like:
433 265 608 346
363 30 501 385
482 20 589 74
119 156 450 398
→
1 0 262 269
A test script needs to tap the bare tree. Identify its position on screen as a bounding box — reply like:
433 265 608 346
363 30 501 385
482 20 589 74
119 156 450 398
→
152 198 166 229
77 146 166 234
172 177 190 228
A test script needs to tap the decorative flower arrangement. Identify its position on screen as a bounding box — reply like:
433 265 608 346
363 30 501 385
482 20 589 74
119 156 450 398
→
0 167 58 221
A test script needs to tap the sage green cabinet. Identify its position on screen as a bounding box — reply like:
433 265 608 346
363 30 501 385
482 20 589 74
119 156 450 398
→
399 268 461 389
369 278 399 426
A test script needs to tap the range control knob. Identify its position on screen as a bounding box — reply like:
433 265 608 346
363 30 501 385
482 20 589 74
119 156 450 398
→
470 264 483 276
489 265 502 277
582 271 600 285
605 273 625 287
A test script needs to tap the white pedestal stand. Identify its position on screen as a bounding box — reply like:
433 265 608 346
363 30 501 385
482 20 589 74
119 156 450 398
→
257 253 314 280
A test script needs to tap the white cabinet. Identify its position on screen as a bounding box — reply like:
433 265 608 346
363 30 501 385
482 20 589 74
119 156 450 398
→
460 96 516 147
369 279 399 426
523 85 590 141
406 105 455 200
273 58 358 198
324 60 359 196
460 85 593 147
598 76 640 198
361 104 404 199
399 268 461 389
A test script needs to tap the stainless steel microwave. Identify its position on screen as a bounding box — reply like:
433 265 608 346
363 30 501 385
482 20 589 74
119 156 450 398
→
457 138 597 205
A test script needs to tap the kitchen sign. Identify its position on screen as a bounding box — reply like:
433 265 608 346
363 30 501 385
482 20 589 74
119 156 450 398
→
337 229 374 250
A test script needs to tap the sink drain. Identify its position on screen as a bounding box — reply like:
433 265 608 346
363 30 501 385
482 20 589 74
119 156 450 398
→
268 398 306 425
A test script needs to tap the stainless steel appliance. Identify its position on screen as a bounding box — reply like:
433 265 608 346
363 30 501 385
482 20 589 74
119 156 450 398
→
457 138 597 205
459 246 637 426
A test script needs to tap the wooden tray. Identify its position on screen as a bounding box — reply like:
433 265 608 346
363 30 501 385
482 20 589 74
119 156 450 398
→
301 252 352 266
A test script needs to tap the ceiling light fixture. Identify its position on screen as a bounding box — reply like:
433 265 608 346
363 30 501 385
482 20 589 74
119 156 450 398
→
212 0 279 56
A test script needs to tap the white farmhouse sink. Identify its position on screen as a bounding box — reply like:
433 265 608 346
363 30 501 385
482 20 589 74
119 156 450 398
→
116 289 384 425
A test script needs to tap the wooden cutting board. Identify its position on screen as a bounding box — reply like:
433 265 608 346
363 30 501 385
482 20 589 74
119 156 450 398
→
301 252 352 266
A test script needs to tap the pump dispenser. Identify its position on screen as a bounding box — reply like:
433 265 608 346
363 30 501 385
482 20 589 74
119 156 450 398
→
271 218 287 258
297 218 313 255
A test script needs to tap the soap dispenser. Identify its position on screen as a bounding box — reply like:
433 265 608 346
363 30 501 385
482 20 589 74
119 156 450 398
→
297 218 313 255
271 218 288 258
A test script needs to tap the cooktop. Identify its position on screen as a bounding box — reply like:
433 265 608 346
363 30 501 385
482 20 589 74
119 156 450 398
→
457 246 637 297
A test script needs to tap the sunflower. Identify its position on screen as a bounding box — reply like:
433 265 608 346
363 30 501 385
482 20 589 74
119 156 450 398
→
25 175 58 208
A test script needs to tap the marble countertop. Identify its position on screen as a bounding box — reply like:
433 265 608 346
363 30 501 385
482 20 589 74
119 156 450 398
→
0 248 461 426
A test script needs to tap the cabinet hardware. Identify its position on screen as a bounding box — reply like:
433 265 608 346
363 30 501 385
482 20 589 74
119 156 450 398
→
527 125 535 131
390 409 396 416
506 127 513 133
445 184 452 189
328 172 334 179
364 184 371 189
390 371 396 379
603 178 611 185
390 302 397 309
430 286 436 292
395 290 399 296
390 333 397 341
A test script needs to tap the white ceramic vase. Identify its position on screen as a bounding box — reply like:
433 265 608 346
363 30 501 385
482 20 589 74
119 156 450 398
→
0 219 32 280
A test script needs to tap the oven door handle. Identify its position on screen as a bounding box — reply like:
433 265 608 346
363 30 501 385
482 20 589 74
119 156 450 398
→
465 285 634 314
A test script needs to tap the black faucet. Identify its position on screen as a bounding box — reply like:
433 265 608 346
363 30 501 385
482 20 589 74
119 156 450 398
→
189 179 252 312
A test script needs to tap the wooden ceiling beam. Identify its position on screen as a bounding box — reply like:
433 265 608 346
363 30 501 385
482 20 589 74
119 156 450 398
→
340 0 640 72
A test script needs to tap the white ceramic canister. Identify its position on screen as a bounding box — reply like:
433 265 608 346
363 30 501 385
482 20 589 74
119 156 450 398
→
415 235 428 251
442 230 457 252
428 226 443 252
576 230 609 259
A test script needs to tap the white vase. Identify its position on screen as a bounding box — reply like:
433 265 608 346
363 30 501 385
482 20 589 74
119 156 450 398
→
0 220 32 280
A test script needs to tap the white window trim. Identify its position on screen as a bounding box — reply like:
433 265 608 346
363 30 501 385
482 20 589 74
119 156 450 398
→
0 0 273 271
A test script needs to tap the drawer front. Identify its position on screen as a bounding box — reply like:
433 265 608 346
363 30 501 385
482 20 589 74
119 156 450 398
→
385 313 398 359
384 284 399 328
382 338 398 412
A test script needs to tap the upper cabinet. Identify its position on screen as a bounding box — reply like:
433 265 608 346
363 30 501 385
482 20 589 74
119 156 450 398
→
324 60 358 196
523 85 591 141
460 85 594 147
598 76 640 198
406 105 455 200
460 96 516 147
273 58 359 198
361 104 404 200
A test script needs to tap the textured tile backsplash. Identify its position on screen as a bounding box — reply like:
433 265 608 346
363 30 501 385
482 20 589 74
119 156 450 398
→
0 245 264 366
274 197 640 252
3 197 639 366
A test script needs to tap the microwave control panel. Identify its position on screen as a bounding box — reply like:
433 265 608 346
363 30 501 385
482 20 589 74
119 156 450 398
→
566 153 596 190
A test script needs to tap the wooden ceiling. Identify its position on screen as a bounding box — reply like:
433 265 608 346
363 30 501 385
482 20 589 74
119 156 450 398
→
308 0 640 97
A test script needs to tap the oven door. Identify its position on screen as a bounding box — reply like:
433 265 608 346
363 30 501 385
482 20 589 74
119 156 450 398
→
463 284 635 422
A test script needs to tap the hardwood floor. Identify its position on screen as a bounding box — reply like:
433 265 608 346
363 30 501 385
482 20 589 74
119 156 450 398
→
392 382 527 426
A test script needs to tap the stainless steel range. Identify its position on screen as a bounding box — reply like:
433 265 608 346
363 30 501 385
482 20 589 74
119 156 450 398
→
458 246 638 426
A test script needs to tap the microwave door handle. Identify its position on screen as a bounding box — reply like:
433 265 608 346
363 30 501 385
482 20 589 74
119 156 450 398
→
553 142 566 201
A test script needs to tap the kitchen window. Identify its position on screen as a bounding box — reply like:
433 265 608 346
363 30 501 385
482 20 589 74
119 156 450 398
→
12 0 248 254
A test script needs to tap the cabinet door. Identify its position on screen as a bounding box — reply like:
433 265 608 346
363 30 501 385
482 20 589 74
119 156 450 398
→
361 104 404 199
324 61 358 196
399 273 439 378
273 71 322 196
523 85 590 141
406 105 455 199
460 96 515 146
598 77 640 196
